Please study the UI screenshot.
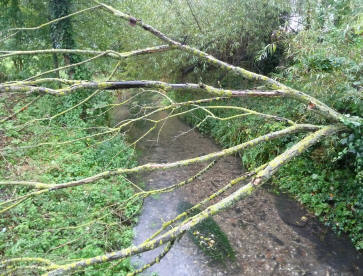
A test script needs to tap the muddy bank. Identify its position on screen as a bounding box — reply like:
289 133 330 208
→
112 106 362 275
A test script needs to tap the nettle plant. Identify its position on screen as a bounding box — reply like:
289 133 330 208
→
0 1 362 275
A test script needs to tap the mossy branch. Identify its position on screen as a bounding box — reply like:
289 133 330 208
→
96 1 356 124
0 124 321 193
0 45 170 61
0 80 284 97
43 125 340 275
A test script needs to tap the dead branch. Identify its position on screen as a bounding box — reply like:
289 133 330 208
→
96 1 354 124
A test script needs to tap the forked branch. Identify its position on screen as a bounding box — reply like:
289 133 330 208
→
0 2 358 274
43 125 341 275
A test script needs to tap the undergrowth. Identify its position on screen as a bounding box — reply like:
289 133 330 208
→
0 93 141 275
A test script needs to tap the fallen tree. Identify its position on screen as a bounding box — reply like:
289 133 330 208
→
0 1 361 275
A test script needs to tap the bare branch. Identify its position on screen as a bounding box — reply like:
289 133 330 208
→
146 165 266 242
0 124 321 192
0 95 41 124
4 5 101 33
0 45 170 60
0 80 284 97
127 239 176 276
0 5 101 44
1 3 358 275
44 125 341 275
96 1 351 123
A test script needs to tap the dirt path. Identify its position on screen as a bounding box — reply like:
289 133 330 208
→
112 108 362 275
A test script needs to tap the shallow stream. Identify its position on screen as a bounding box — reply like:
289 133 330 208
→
112 107 362 276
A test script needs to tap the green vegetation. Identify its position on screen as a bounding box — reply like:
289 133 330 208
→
0 0 362 274
0 2 143 274
0 92 141 275
0 0 142 269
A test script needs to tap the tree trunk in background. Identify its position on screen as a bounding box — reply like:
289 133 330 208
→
49 0 76 78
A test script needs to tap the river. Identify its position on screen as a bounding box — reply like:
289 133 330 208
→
111 104 362 276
